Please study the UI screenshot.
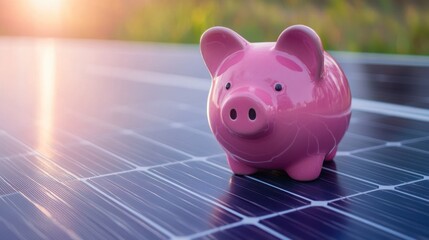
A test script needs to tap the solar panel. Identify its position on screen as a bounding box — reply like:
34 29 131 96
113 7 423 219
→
0 39 428 239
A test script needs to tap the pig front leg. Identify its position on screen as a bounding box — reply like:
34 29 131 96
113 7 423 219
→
286 154 324 181
226 153 258 175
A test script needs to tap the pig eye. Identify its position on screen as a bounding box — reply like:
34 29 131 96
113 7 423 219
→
225 82 231 90
274 83 283 92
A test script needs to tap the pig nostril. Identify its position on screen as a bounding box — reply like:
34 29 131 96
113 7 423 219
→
230 109 237 120
248 108 256 120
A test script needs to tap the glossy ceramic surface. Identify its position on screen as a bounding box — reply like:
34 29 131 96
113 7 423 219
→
201 25 352 180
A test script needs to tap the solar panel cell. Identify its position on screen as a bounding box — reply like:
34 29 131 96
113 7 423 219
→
0 193 74 240
261 206 399 239
0 133 32 158
93 131 191 166
195 224 280 240
18 181 167 239
0 155 73 191
396 180 429 200
89 171 242 236
45 143 135 178
337 132 385 152
150 161 310 217
142 128 224 157
353 147 429 176
329 190 429 238
324 156 422 185
252 169 377 201
405 139 429 152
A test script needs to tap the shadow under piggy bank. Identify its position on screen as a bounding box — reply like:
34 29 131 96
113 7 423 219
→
250 161 345 201
209 162 361 238
210 161 343 213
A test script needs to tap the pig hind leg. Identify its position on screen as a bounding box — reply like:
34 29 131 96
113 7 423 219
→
286 154 324 181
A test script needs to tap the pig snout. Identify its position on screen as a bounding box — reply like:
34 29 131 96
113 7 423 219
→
221 93 270 137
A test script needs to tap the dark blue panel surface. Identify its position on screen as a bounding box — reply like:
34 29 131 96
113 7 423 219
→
47 143 135 178
396 180 429 200
93 131 190 166
348 119 426 141
351 110 384 121
353 147 429 175
261 207 399 239
150 161 310 217
405 139 429 152
0 133 31 158
2 127 79 153
206 155 230 169
187 121 213 134
370 115 429 135
329 190 429 239
89 171 241 236
337 132 384 152
252 169 377 201
0 155 73 191
129 95 207 122
0 176 16 196
196 225 280 240
141 128 223 157
324 156 422 185
146 101 207 123
100 109 170 131
18 181 166 240
0 193 73 240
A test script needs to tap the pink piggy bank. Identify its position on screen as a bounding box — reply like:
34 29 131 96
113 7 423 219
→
200 25 351 181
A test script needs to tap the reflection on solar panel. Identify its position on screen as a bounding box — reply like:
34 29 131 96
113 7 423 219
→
0 40 428 239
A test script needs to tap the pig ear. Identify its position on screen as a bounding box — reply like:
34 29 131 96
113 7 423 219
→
275 25 324 80
200 27 248 77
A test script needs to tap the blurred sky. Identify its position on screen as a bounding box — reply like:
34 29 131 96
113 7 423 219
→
0 0 428 54
0 0 137 38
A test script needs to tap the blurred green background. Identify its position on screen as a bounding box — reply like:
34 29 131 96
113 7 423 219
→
0 0 428 55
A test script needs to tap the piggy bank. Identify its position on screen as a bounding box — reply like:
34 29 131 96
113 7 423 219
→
200 25 351 181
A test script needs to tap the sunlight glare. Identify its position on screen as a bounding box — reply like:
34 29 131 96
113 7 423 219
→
24 0 66 31
37 40 56 158
27 0 64 13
